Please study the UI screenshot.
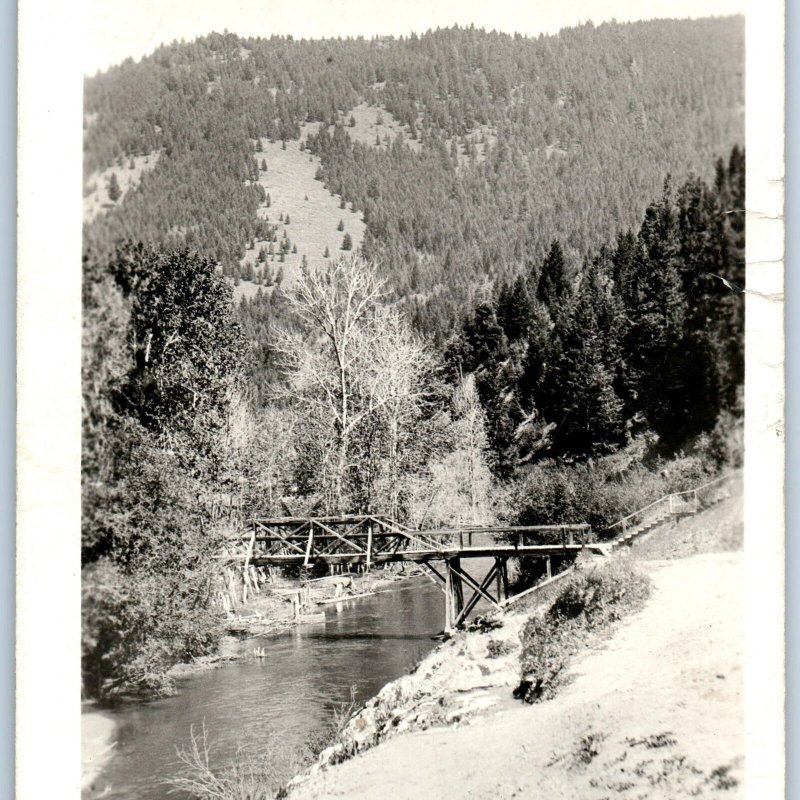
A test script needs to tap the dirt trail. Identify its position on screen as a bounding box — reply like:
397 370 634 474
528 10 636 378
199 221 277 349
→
291 551 743 799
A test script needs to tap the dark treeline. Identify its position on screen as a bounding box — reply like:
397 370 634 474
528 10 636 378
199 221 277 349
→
445 148 744 476
84 18 743 340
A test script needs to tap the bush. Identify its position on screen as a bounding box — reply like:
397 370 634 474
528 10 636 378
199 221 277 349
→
82 559 223 699
504 430 736 539
170 722 316 800
486 639 515 659
516 559 651 703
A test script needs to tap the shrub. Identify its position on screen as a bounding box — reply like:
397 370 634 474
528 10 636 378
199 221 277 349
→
486 638 515 659
504 429 735 543
170 722 316 800
516 559 651 703
82 559 223 699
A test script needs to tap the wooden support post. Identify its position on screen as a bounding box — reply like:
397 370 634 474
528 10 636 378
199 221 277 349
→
546 556 552 580
500 558 510 600
443 558 465 632
445 561 453 632
451 557 464 620
495 557 503 602
366 521 373 571
303 522 314 568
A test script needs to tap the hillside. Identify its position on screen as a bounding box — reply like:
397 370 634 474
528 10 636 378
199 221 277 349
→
82 17 744 337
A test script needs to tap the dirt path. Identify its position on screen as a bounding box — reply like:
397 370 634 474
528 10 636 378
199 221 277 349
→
292 551 743 799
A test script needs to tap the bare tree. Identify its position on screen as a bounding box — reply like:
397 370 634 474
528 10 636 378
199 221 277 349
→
275 255 440 516
409 376 494 528
276 255 385 511
368 306 436 518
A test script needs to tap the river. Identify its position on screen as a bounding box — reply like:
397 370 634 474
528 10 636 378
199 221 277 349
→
89 576 446 799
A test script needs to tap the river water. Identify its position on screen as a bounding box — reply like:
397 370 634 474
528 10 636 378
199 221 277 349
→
91 576 446 799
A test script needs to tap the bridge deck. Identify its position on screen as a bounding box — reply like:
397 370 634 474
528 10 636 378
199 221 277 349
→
249 543 593 566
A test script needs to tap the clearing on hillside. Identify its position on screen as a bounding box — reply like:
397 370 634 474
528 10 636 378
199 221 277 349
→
234 136 366 302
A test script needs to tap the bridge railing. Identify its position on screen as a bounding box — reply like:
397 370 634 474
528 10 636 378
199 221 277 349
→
604 471 738 539
233 516 599 565
391 524 593 550
605 494 674 539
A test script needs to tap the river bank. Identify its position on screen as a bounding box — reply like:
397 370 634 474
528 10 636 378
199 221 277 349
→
224 565 426 636
288 491 744 799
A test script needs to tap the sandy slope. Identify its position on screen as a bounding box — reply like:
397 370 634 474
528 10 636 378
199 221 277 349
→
292 551 743 799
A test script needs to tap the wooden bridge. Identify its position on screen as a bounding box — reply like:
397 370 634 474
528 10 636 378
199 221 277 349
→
226 474 736 631
239 515 600 631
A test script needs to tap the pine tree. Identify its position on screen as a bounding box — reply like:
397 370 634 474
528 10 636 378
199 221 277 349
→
622 181 689 444
341 233 353 251
107 172 122 203
496 276 534 341
539 260 625 456
461 300 507 372
536 240 570 309
337 219 345 232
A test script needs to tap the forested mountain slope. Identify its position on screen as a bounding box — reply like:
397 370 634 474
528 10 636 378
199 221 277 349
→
83 17 743 338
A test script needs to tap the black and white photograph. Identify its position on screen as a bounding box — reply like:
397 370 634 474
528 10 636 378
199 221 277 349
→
15 0 786 798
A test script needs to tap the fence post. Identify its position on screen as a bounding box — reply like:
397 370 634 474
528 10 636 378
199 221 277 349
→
668 495 674 515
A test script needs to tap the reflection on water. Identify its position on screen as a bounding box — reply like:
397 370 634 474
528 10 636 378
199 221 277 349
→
93 578 444 799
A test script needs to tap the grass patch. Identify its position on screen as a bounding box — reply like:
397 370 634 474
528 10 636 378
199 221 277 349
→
169 722 317 800
515 559 651 703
